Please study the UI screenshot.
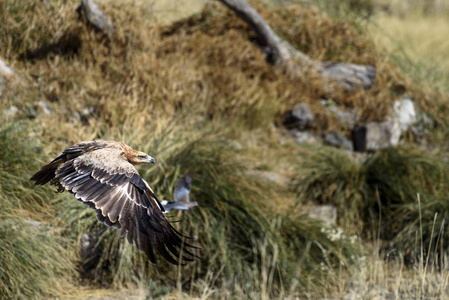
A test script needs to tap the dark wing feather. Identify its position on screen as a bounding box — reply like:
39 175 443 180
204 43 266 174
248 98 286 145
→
30 140 110 188
51 147 196 264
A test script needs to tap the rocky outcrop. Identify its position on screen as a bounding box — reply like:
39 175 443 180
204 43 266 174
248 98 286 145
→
283 97 429 153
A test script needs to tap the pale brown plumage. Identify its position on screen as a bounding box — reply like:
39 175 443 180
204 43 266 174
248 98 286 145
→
30 140 196 264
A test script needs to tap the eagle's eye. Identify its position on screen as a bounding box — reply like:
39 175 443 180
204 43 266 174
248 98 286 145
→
138 155 147 159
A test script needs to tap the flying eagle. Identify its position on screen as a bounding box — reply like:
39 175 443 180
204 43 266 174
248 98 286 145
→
30 140 196 264
161 173 198 213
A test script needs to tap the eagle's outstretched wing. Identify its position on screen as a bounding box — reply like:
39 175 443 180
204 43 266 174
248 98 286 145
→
31 142 196 264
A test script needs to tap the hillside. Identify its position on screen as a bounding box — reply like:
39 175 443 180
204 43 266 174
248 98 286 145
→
1 0 449 298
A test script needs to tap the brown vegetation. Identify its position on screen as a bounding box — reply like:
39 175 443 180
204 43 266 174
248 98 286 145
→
2 0 449 298
2 1 421 136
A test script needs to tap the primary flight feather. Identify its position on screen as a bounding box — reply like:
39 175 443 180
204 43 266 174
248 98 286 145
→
30 140 196 264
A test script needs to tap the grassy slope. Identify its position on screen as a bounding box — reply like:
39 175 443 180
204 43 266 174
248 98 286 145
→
369 11 449 92
1 0 449 298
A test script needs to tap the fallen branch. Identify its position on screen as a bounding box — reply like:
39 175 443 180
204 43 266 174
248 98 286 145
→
218 0 376 94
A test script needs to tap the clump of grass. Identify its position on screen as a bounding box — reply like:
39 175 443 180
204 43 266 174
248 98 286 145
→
364 147 449 240
3 0 449 297
0 216 73 299
0 0 75 59
292 145 449 263
0 120 56 213
291 146 367 233
54 123 362 297
0 120 75 299
342 231 449 299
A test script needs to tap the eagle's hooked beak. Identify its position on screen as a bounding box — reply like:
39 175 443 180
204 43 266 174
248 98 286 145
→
146 156 155 164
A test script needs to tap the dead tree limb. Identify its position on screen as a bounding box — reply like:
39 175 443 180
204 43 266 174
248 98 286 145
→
218 0 376 94
76 0 114 36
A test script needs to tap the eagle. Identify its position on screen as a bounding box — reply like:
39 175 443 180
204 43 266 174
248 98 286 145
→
30 140 196 264
161 173 198 213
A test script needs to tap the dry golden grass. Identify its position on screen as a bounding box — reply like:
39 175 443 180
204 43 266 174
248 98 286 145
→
2 0 449 298
369 11 449 92
2 0 418 140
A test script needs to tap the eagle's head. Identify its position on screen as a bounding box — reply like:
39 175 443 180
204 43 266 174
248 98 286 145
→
124 148 155 165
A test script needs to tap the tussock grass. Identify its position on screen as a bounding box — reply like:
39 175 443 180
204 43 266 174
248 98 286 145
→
341 237 449 299
2 0 449 298
0 216 73 299
0 120 56 214
54 123 362 297
291 146 367 233
0 120 75 299
292 145 449 264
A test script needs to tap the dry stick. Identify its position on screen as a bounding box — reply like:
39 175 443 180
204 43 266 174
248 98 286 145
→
218 0 376 95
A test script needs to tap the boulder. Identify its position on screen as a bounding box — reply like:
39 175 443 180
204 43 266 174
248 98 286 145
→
393 98 416 131
283 102 314 130
4 106 18 119
291 130 320 144
324 131 353 151
35 100 52 115
80 231 101 274
0 58 16 97
307 205 337 226
76 0 115 36
70 106 96 124
353 119 401 152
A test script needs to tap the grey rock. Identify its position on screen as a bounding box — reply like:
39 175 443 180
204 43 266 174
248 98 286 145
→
0 58 15 96
291 130 320 144
76 0 115 36
0 58 14 78
70 106 96 124
4 105 18 119
335 108 358 129
80 232 97 261
307 205 337 226
283 102 314 130
353 119 400 152
324 131 353 151
35 100 52 115
251 170 289 186
80 231 101 274
393 98 416 131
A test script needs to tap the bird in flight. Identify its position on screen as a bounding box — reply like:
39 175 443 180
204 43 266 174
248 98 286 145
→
161 173 198 213
30 140 196 264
